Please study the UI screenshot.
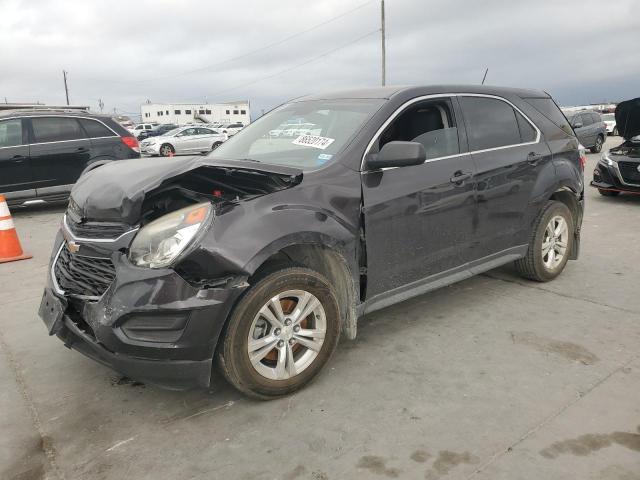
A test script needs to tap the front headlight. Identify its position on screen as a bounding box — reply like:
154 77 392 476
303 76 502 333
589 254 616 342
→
128 202 212 268
601 151 615 166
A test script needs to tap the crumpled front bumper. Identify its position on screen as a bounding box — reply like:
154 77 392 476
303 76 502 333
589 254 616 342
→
40 233 247 389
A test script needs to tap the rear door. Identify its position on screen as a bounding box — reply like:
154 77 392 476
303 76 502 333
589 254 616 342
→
28 116 91 191
458 95 552 257
0 118 34 198
362 96 478 297
77 117 120 160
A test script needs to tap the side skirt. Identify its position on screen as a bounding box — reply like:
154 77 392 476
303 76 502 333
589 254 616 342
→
359 245 527 317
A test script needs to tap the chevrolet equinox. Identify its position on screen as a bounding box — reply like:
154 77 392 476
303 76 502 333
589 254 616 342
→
39 85 585 399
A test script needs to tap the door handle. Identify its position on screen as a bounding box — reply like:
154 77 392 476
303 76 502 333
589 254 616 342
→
527 152 543 165
11 155 25 161
77 147 89 152
450 171 472 184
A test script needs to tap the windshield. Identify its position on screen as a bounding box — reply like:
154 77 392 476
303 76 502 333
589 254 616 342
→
209 99 384 169
602 113 615 120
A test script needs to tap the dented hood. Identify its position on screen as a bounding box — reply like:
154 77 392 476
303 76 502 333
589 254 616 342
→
70 156 303 223
615 97 640 140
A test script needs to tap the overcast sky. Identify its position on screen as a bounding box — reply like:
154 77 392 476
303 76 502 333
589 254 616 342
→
2 0 639 120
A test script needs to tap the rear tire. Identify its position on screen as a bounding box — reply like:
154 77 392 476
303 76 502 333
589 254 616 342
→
515 201 573 282
590 135 604 153
211 141 222 150
598 189 620 197
613 127 618 136
217 267 340 399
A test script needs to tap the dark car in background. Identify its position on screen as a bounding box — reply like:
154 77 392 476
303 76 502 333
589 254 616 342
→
0 110 140 206
591 97 640 196
564 110 606 153
137 123 177 141
39 85 584 398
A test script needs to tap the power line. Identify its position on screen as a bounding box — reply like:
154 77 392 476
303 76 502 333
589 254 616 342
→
102 0 376 85
195 29 380 101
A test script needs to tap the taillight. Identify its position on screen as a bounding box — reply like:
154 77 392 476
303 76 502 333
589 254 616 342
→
121 135 140 152
579 152 587 170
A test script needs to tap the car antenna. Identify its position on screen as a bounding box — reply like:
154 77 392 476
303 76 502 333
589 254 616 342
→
481 68 489 85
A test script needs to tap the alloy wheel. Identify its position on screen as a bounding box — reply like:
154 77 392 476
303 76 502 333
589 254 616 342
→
542 215 568 270
247 290 326 381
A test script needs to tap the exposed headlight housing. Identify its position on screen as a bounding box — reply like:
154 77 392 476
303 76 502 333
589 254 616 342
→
128 202 212 268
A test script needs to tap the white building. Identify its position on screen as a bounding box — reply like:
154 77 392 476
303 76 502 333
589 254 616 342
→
140 101 250 126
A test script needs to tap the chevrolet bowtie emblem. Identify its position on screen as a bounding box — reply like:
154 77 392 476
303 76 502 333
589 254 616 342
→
67 241 80 253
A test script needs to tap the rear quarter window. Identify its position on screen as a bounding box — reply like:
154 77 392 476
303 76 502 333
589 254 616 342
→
79 118 115 138
524 97 573 136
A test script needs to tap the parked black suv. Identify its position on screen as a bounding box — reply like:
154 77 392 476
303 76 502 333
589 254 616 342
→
591 97 640 196
564 110 606 153
0 110 140 206
39 86 584 398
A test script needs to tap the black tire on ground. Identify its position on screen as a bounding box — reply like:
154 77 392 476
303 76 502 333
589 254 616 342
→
212 141 222 150
590 135 604 153
613 127 618 136
514 201 574 282
159 143 175 157
217 267 341 399
598 189 620 197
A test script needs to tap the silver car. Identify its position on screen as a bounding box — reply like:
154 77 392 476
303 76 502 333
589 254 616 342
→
140 126 227 157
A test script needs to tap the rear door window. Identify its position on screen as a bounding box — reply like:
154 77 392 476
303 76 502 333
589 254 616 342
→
581 114 594 126
459 96 521 151
32 117 85 143
0 119 24 147
590 113 601 124
79 118 115 138
515 111 537 143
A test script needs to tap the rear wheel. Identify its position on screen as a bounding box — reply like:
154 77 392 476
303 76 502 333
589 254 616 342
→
613 127 618 136
211 141 222 150
590 135 604 153
515 201 573 282
159 143 175 157
598 189 620 197
217 267 340 399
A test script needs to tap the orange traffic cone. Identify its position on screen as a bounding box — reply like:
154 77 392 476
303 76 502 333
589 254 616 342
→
0 195 32 263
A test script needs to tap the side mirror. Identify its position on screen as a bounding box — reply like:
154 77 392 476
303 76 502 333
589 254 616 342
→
573 122 583 129
366 141 426 170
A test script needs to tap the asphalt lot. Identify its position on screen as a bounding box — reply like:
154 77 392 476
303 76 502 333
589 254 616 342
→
1 136 639 480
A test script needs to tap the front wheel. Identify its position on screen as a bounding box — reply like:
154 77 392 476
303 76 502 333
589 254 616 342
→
159 143 175 157
590 135 604 153
515 201 573 282
217 267 340 399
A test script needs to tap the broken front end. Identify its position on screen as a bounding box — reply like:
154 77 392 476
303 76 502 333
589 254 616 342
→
39 157 302 388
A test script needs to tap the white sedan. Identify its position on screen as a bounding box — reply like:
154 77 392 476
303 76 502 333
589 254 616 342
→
140 126 227 156
602 113 618 136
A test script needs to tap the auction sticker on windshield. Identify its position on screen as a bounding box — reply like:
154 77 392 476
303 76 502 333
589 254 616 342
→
292 135 335 150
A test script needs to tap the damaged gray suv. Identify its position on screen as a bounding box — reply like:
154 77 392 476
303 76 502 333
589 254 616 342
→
40 86 584 398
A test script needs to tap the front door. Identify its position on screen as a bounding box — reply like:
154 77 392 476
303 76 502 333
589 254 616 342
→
458 95 553 257
0 118 33 196
361 96 478 298
173 127 200 153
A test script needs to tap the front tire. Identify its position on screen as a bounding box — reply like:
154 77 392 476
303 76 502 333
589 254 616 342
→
590 135 604 153
159 143 175 157
515 201 573 282
217 267 340 399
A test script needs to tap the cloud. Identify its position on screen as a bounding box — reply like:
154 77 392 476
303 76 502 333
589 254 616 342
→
1 0 638 119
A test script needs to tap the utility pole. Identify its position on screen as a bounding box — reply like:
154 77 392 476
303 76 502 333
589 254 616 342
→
481 68 489 85
62 70 70 105
98 98 104 113
381 0 386 86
